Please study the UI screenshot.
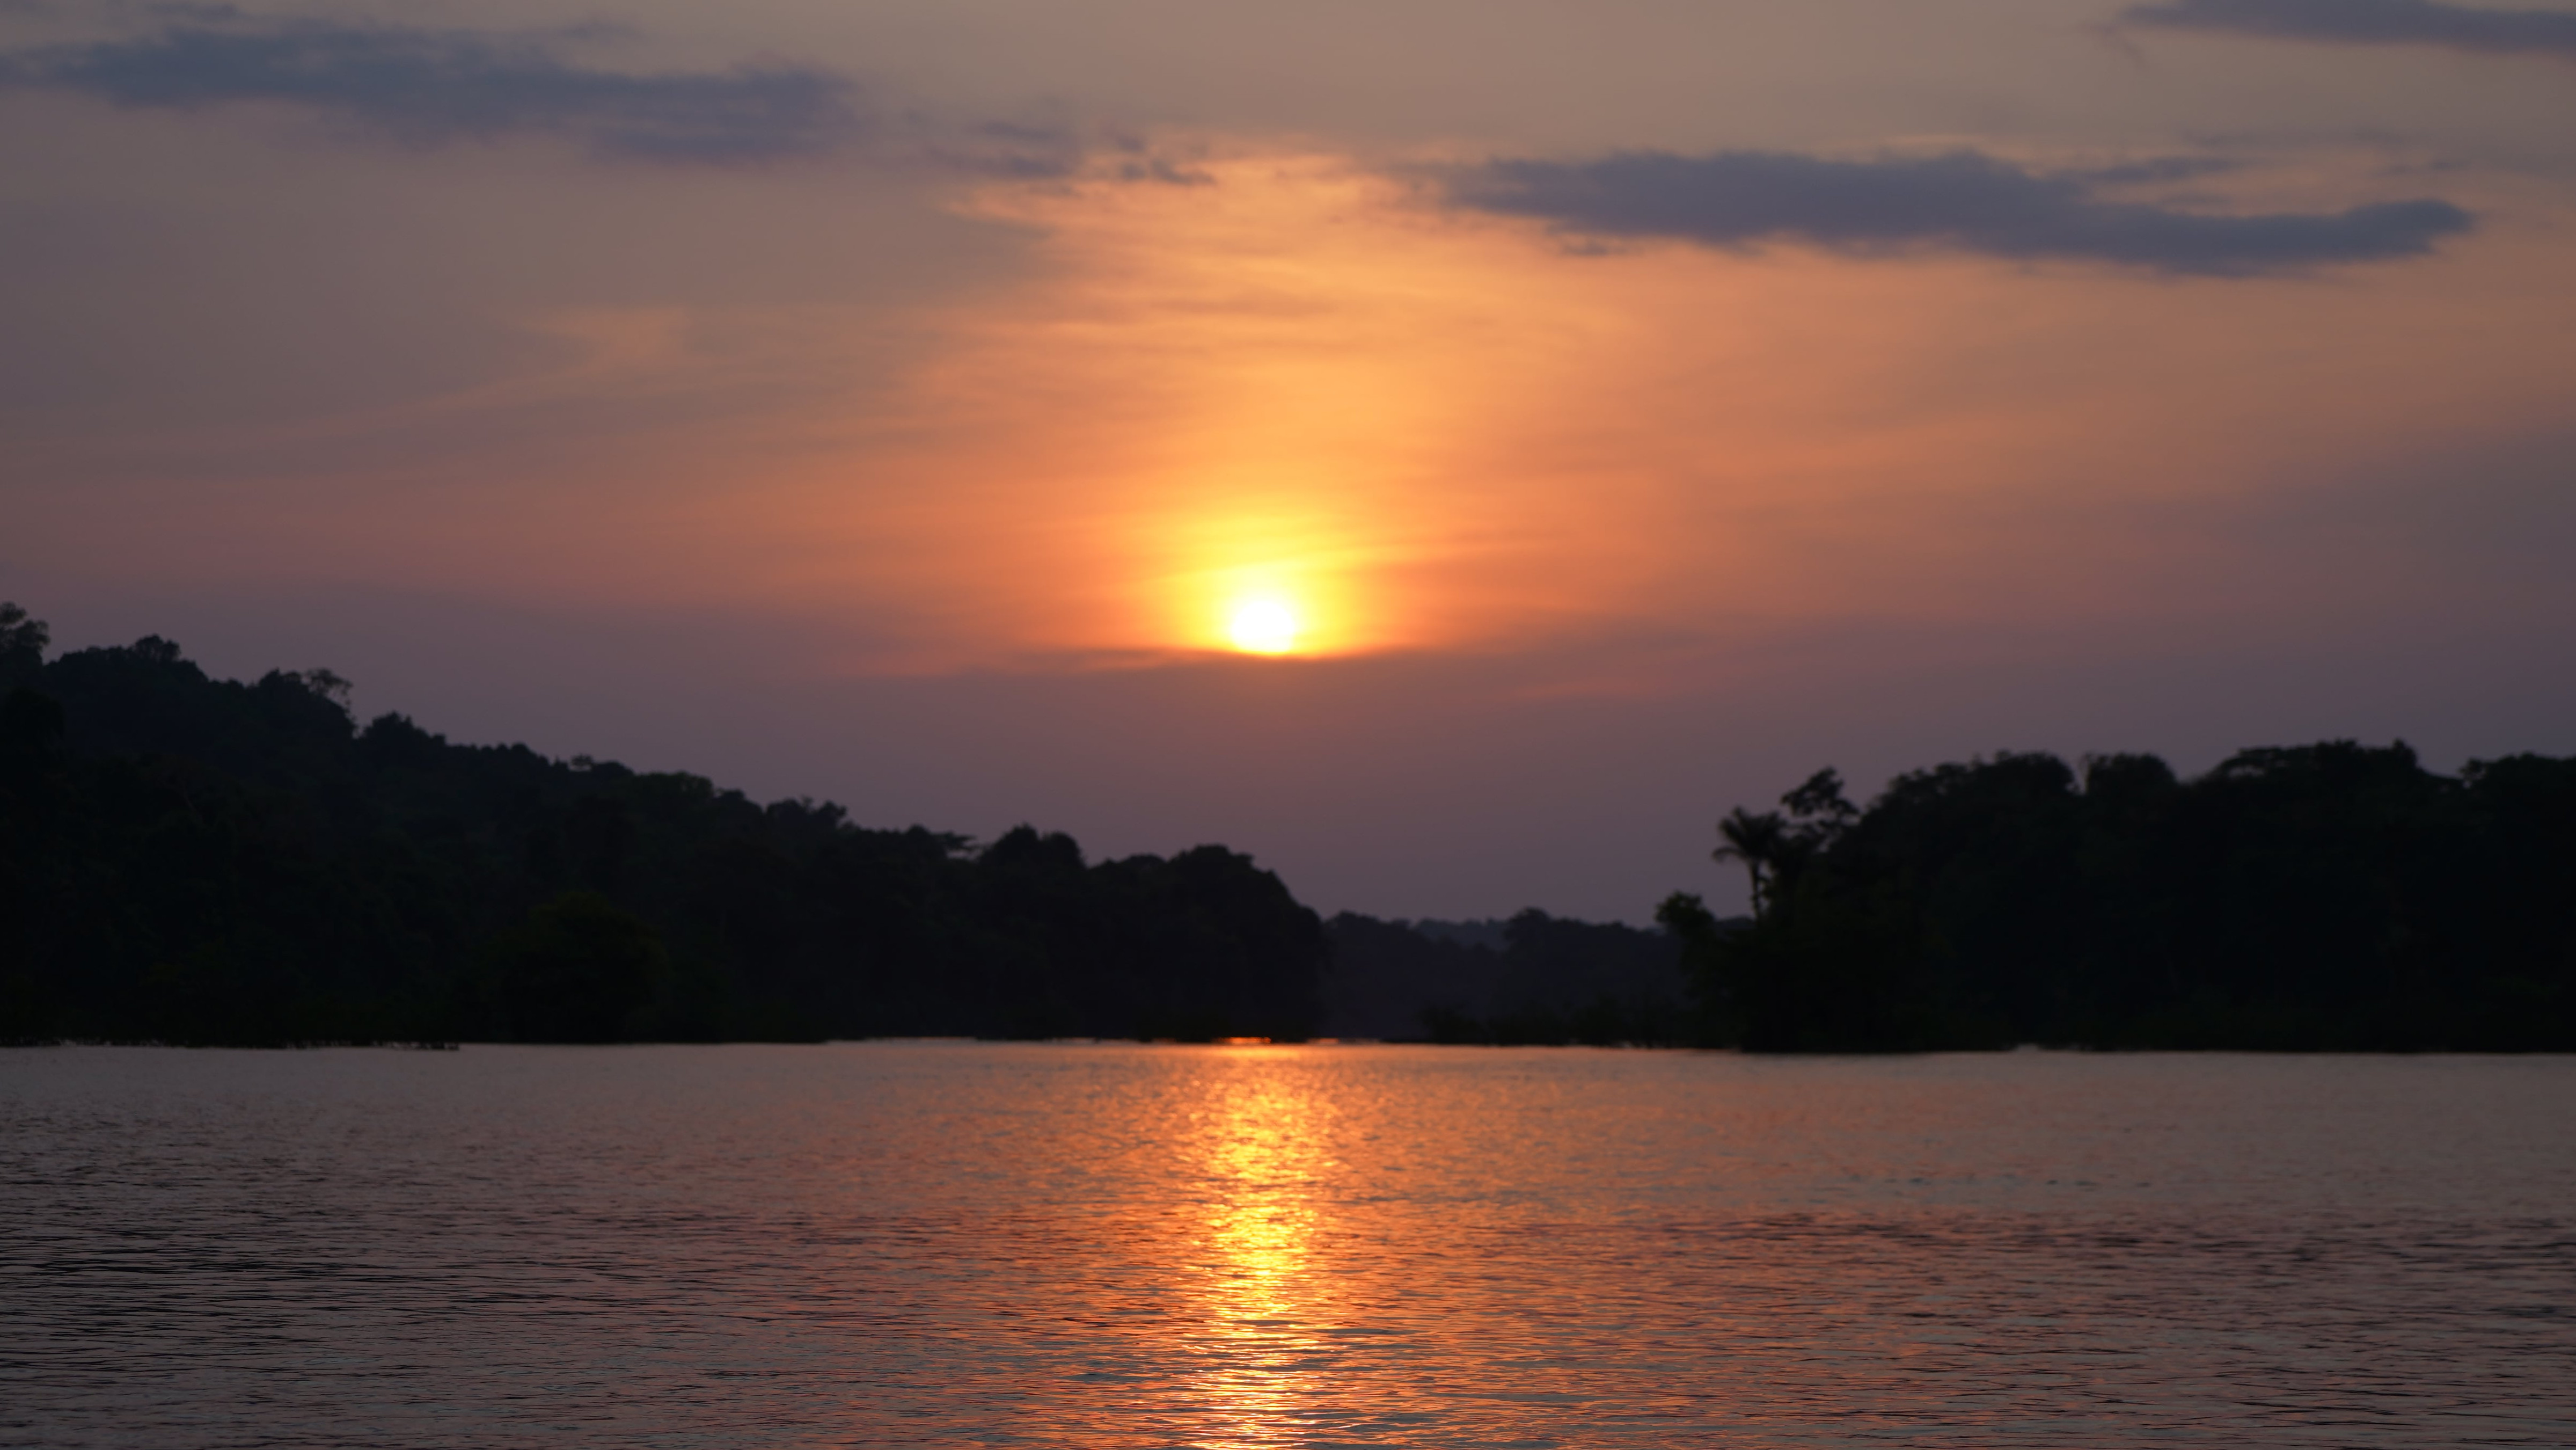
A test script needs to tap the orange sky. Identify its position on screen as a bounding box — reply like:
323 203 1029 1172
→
687 149 2575 677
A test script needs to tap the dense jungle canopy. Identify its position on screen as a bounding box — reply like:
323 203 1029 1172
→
4 601 2570 1050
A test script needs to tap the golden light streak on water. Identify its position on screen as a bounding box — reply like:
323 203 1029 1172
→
1173 1049 1337 1441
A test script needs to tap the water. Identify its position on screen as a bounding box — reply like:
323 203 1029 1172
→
3 1045 2572 1447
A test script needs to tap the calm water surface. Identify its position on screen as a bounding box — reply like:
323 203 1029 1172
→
3 1044 2572 1447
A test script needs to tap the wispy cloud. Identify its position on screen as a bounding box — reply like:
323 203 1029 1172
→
1438 149 2472 275
2120 0 2576 60
0 12 1077 170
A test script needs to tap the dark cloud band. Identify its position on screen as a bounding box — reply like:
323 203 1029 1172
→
1 17 860 164
2120 0 2576 59
1440 149 2472 275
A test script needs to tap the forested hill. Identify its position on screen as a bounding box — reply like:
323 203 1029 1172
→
0 605 1328 1045
1659 749 2576 1052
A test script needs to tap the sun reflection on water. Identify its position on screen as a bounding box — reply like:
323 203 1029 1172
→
1173 1048 1337 1443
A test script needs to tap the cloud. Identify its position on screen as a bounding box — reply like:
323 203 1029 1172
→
0 13 868 163
2120 0 2576 59
1438 149 2472 275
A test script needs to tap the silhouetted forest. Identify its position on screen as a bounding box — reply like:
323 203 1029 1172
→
1660 749 2576 1051
0 605 1330 1044
11 601 2573 1052
1322 911 1692 1044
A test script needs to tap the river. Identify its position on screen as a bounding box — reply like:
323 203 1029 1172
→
5 1043 2571 1446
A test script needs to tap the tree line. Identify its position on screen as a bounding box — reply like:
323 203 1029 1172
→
1322 910 1690 1045
1658 747 2576 1051
0 604 1326 1045
9 599 2571 1051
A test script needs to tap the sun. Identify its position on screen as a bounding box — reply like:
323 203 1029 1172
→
1226 598 1300 655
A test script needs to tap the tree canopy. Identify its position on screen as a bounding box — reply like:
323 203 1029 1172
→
1662 743 2576 1051
0 606 1327 1045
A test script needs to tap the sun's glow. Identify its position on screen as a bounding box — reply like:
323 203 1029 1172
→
1227 597 1300 654
861 156 1676 666
676 150 2576 674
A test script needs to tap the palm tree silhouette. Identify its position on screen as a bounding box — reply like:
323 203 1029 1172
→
1713 807 1790 918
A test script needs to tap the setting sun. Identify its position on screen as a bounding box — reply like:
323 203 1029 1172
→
1227 598 1300 655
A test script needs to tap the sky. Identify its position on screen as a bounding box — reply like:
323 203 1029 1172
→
4 0 2573 922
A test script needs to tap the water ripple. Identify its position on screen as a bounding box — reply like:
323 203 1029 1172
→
4 1044 2572 1447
